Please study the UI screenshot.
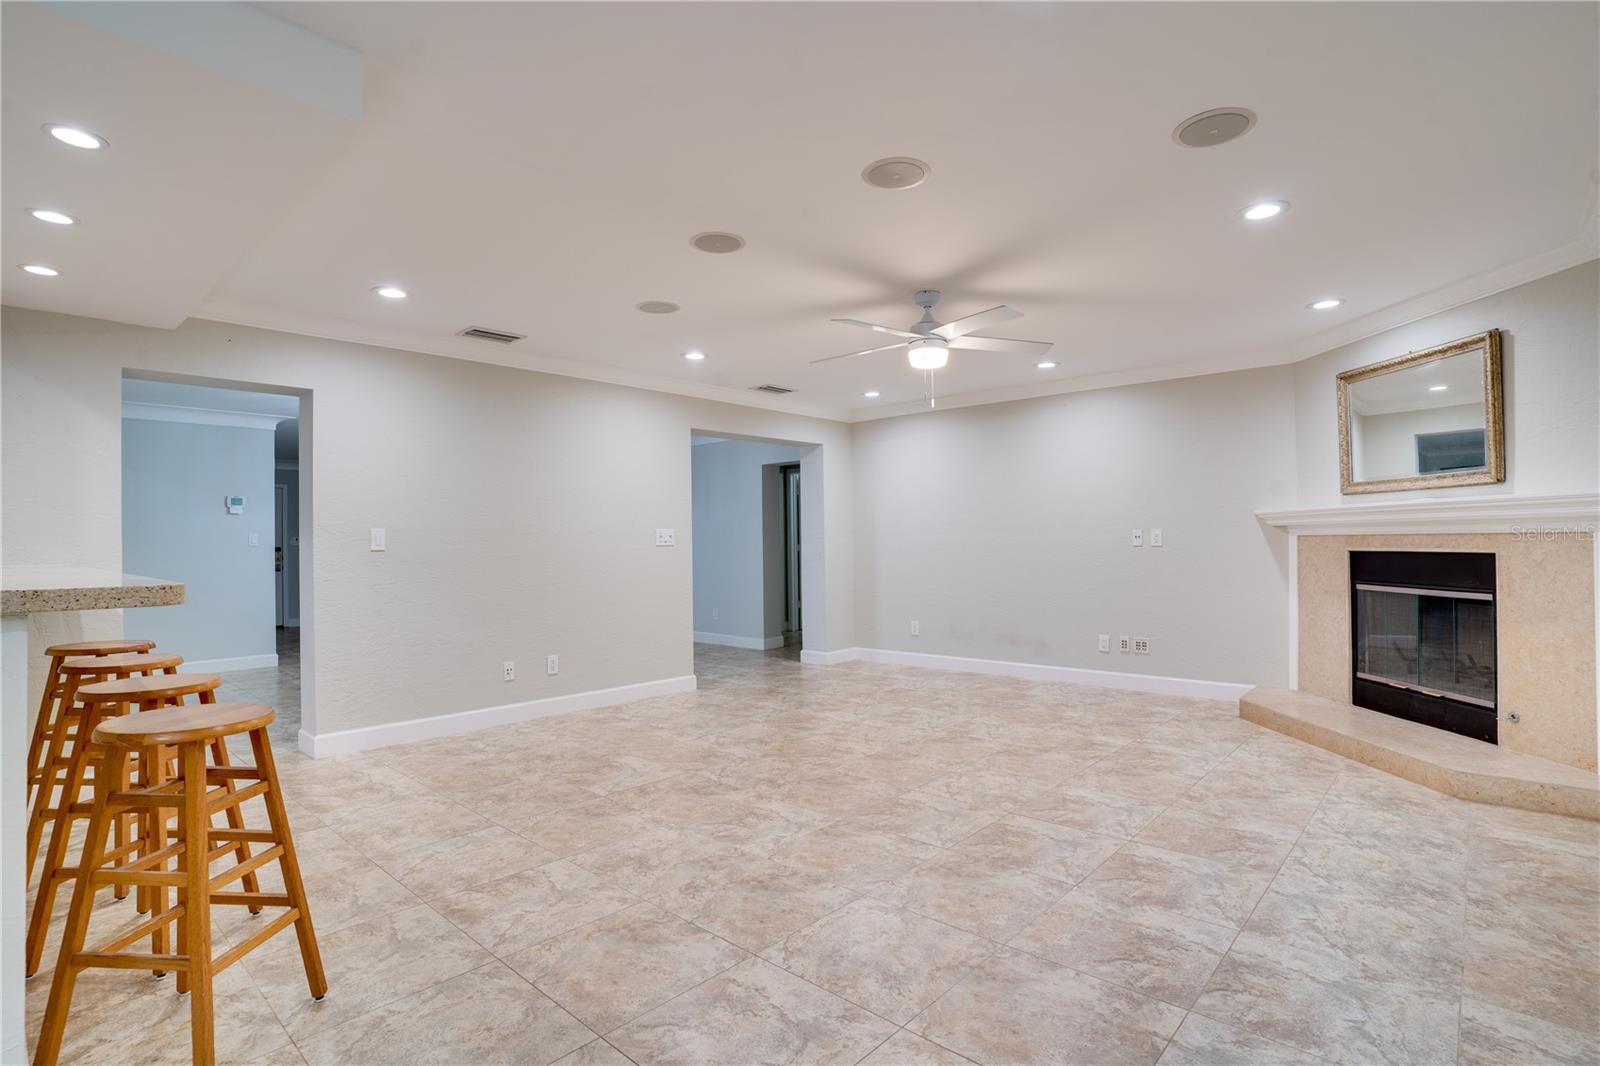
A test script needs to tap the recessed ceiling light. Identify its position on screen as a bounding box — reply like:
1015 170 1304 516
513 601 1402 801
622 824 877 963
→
637 300 680 314
863 390 881 398
1173 108 1256 148
1429 384 1449 392
684 350 706 361
372 285 408 299
1308 298 1343 311
20 263 60 276
29 208 77 225
44 124 106 150
862 157 930 190
691 232 745 254
1036 361 1058 370
1240 200 1288 221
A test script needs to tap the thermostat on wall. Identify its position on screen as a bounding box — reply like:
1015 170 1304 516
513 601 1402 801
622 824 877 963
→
224 495 246 515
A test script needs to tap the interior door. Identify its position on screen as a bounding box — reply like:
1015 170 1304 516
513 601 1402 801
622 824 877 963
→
274 482 287 627
784 466 801 634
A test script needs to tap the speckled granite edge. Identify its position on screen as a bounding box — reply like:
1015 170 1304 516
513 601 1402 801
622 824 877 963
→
1 580 185 616
1242 686 1599 821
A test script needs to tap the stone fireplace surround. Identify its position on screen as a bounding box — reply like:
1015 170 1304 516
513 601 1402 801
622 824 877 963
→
1259 493 1599 773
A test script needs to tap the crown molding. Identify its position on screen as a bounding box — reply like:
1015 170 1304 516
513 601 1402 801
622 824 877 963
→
1256 493 1599 536
191 300 853 423
852 238 1599 423
122 401 290 431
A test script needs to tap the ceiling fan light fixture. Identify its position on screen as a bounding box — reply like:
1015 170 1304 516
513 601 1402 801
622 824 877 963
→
907 337 949 370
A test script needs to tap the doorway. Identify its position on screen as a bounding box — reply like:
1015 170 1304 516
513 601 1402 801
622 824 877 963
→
689 432 822 678
120 375 311 749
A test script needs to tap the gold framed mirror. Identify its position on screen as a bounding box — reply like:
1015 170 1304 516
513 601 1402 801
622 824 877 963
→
1337 329 1504 494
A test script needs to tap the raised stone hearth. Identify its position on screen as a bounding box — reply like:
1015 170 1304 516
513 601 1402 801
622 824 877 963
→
1243 687 1599 820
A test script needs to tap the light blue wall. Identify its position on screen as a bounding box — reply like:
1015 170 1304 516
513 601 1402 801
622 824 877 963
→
691 439 803 641
123 418 277 664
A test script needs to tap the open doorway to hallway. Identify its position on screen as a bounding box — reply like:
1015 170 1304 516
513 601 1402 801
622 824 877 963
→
120 377 305 746
689 433 814 673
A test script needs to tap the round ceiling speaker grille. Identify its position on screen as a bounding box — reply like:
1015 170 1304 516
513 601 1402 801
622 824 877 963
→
862 157 930 189
636 300 681 314
691 232 745 254
1173 108 1257 148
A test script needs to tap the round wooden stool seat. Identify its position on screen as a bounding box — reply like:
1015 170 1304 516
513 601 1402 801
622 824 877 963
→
77 673 222 704
44 638 155 657
58 651 184 676
96 703 276 747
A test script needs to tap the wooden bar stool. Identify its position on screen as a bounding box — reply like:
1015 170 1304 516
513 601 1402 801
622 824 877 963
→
24 672 268 978
32 703 326 1066
26 651 184 885
27 639 156 808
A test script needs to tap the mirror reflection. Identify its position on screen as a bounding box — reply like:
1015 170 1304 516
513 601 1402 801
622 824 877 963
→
1347 348 1486 481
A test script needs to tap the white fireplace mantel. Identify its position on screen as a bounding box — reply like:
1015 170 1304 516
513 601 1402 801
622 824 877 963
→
1256 492 1599 536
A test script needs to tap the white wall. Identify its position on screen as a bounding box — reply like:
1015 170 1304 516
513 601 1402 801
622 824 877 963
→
850 366 1299 687
1 309 854 743
691 439 803 647
1295 259 1599 505
122 416 277 665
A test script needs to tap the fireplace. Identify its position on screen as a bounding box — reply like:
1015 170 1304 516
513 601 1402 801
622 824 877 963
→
1350 551 1497 743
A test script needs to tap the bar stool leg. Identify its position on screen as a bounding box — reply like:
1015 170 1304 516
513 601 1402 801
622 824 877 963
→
141 743 173 975
181 742 216 1066
24 707 100 978
208 737 263 915
32 747 122 1066
250 726 327 999
25 654 67 807
26 675 85 883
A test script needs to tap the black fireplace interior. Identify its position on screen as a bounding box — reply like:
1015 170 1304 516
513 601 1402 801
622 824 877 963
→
1350 551 1497 744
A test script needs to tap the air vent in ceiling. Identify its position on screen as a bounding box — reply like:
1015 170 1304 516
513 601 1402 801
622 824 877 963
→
457 327 525 344
751 384 794 394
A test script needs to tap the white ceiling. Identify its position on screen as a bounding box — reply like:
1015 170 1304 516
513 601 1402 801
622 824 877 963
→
6 2 1596 421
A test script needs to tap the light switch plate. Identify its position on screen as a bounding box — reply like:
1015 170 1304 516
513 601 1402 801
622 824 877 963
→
546 654 559 676
248 533 260 547
1097 634 1110 653
655 528 676 546
1131 528 1144 547
370 528 387 552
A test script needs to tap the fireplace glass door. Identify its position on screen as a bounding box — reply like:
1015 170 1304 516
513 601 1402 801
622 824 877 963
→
1352 582 1497 742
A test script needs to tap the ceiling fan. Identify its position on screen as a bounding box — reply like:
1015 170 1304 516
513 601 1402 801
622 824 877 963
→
812 290 1053 405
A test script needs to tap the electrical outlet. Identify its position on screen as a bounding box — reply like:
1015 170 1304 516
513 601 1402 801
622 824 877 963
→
370 528 387 552
546 654 559 676
1131 528 1144 547
1133 638 1151 655
1118 635 1131 653
910 620 920 636
502 661 515 682
1097 634 1110 653
1150 528 1164 547
655 528 676 546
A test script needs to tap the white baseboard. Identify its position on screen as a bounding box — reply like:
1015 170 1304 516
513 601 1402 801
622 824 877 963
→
694 631 784 651
810 646 1253 701
188 653 279 673
799 647 858 666
299 674 698 758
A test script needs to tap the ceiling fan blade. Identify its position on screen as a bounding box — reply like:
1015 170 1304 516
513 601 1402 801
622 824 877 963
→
810 341 907 365
933 305 1022 340
831 318 923 340
950 335 1054 356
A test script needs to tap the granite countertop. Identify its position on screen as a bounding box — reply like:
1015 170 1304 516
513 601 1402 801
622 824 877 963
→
1 566 186 615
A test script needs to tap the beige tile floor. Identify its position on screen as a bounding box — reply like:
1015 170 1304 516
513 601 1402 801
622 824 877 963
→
216 628 301 748
25 643 1600 1065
